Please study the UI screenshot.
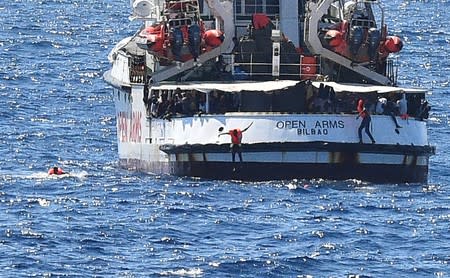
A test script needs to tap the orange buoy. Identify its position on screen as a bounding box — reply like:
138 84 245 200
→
203 29 224 47
384 36 403 53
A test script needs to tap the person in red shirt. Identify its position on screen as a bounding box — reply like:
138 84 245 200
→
48 166 66 175
356 98 376 144
219 122 253 162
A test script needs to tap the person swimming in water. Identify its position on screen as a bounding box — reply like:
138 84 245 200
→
48 166 66 175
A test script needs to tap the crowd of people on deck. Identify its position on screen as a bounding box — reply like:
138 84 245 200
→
143 84 431 122
369 93 430 120
143 87 240 120
354 90 431 143
306 82 431 121
306 83 337 113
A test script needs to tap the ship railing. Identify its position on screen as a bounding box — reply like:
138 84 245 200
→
168 17 193 28
385 58 398 86
223 52 322 80
129 56 146 84
350 18 376 29
164 0 200 17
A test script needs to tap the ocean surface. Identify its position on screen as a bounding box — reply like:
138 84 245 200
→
0 0 449 277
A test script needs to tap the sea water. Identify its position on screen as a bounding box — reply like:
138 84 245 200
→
0 1 449 276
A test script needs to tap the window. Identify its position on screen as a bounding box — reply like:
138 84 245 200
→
235 0 242 14
245 0 263 14
235 0 280 16
265 0 279 15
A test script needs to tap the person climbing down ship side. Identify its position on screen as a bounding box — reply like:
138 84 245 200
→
384 99 402 133
356 98 376 144
218 122 253 163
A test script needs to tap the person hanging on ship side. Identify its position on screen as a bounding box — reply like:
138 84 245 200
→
383 98 402 134
218 122 253 164
356 97 376 144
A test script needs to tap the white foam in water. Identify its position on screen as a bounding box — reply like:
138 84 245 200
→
6 170 90 180
160 268 203 277
37 198 50 207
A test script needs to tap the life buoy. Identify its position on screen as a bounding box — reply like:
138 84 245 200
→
300 55 317 80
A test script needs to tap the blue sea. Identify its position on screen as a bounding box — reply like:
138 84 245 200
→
0 0 449 277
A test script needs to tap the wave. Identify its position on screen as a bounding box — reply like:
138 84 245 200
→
0 170 89 181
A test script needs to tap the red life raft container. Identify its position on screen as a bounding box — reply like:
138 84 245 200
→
300 55 318 80
139 24 165 52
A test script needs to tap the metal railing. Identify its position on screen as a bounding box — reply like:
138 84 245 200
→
385 58 398 86
224 52 322 80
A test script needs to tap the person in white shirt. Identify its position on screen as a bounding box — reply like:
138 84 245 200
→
376 97 387 114
397 93 408 117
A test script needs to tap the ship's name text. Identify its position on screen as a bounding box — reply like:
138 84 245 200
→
276 120 345 136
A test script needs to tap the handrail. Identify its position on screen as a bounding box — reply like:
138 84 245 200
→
224 52 321 80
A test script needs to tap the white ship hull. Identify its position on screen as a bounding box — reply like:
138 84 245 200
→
111 85 433 183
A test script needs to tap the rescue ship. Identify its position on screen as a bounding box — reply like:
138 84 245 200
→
104 0 435 183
